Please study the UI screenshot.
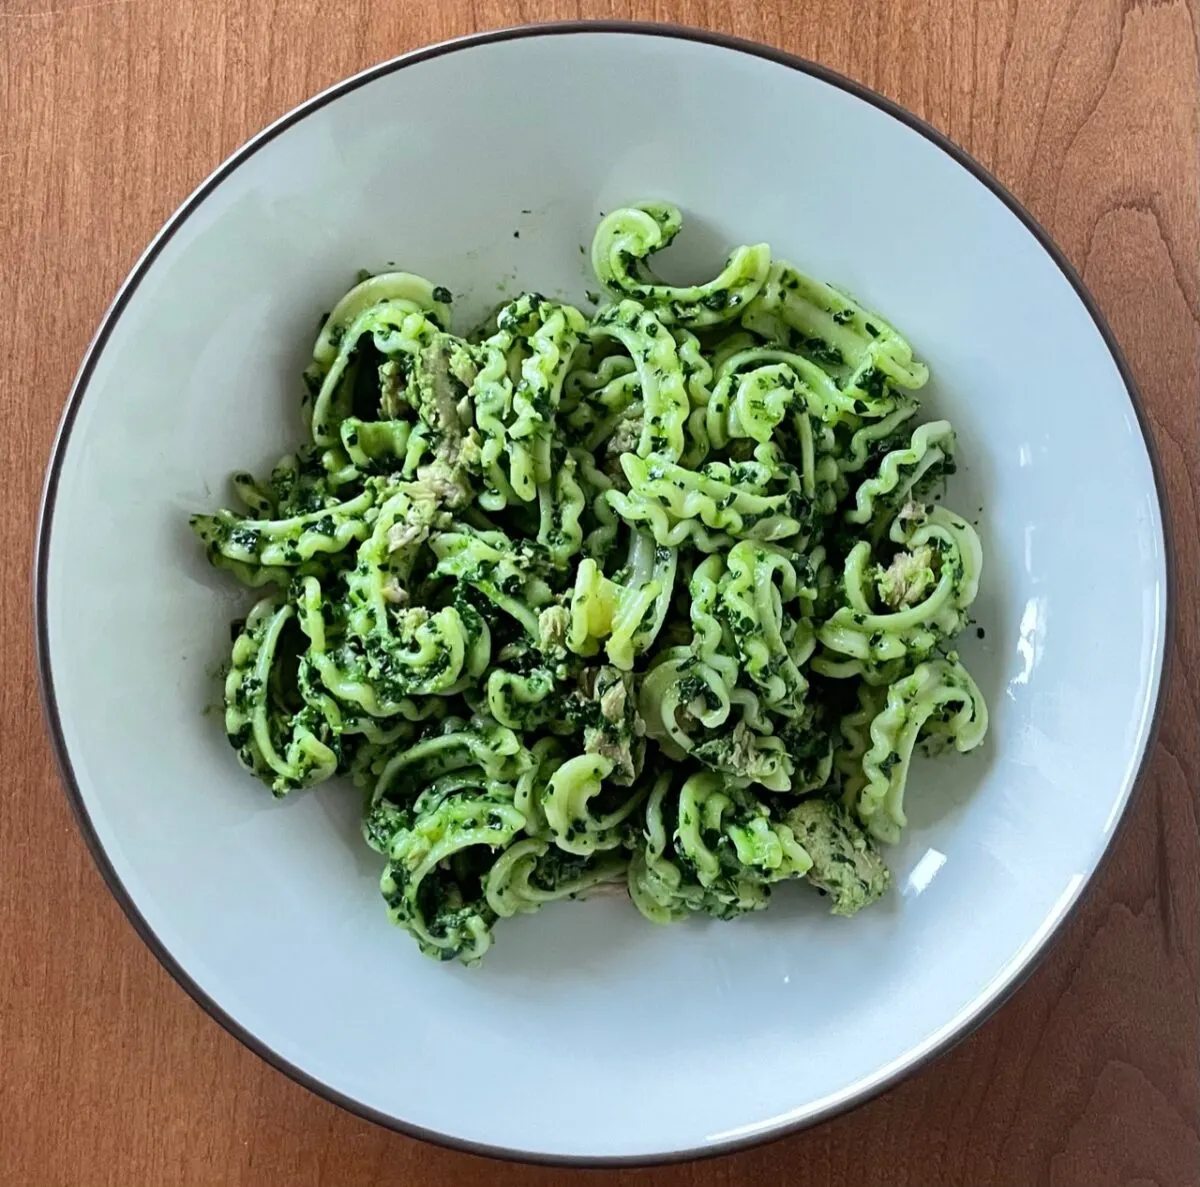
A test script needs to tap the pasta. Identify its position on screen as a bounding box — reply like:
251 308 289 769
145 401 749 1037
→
192 203 988 964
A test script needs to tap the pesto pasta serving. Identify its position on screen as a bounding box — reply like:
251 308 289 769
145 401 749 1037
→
192 204 988 964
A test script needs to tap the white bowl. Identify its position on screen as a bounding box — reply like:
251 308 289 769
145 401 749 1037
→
37 23 1171 1164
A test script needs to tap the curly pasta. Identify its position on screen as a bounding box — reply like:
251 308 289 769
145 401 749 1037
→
192 203 987 963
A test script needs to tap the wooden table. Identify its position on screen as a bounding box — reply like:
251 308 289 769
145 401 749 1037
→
4 2 1197 1184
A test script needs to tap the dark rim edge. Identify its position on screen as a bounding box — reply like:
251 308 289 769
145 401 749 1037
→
32 18 1178 1170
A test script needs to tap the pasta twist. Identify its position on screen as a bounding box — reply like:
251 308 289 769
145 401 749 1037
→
834 683 887 808
591 202 770 327
716 541 813 715
566 530 676 669
224 598 339 795
816 505 983 674
844 419 957 536
711 345 864 427
705 363 798 448
541 754 647 856
741 261 928 411
470 294 587 507
609 444 810 550
674 327 715 468
308 301 443 446
536 448 587 567
854 658 988 842
379 774 526 963
628 771 811 923
590 300 690 461
431 524 555 638
298 574 488 718
485 839 628 917
191 485 376 572
369 718 533 818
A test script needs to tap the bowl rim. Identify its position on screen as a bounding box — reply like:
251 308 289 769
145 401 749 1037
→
33 18 1177 1168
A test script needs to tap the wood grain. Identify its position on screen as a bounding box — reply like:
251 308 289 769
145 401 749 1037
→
2 2 1197 1184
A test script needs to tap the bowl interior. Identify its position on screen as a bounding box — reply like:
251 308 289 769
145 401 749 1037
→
40 28 1168 1161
